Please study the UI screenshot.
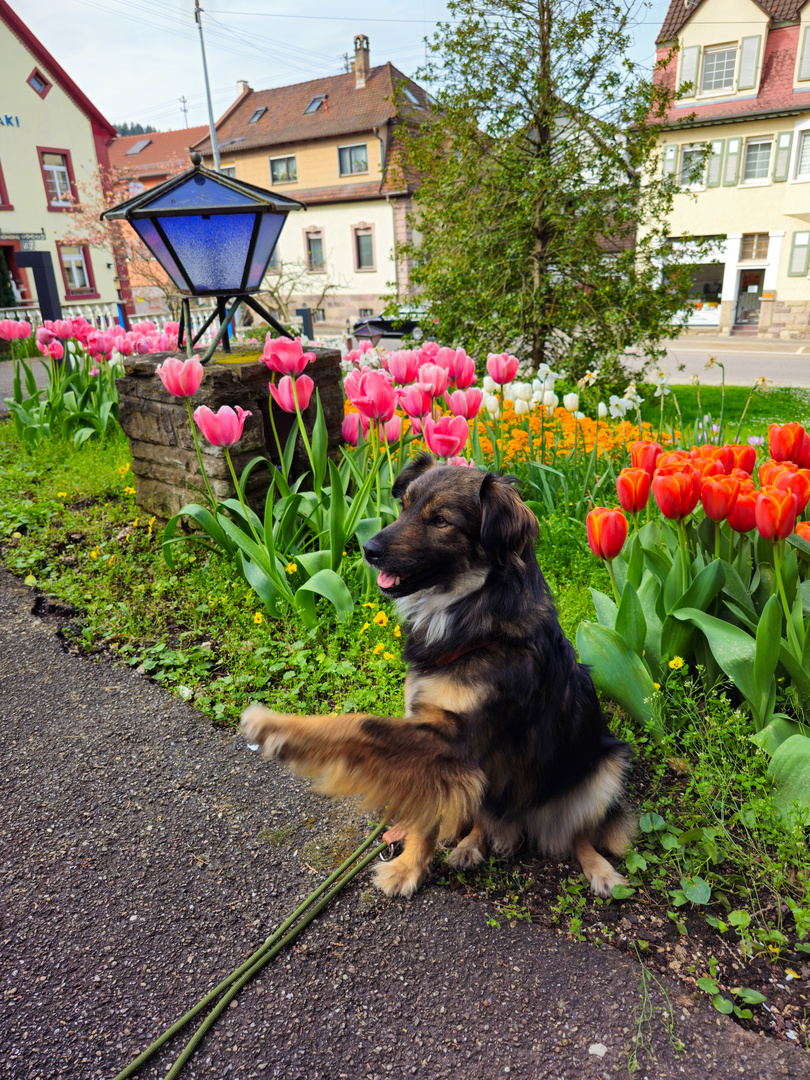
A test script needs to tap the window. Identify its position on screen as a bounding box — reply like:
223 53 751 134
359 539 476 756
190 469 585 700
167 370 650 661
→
679 146 704 188
353 224 375 271
304 96 325 114
38 149 75 208
742 139 772 181
740 233 770 260
267 247 280 272
220 165 236 178
313 309 326 323
27 68 52 98
126 139 152 156
305 231 325 271
797 132 810 177
701 47 736 94
58 245 96 296
359 308 374 317
248 107 266 124
270 155 297 184
403 87 422 107
338 144 369 176
0 158 12 211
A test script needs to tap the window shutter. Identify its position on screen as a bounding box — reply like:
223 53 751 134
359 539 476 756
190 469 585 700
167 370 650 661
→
680 45 701 95
662 144 677 178
723 137 741 185
799 27 810 82
737 36 761 90
706 140 725 186
788 231 810 276
772 132 794 182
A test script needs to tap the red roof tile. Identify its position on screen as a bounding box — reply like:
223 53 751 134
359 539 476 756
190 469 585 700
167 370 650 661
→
108 126 209 177
657 0 808 43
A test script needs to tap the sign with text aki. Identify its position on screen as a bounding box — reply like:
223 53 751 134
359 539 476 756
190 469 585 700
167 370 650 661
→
0 116 21 127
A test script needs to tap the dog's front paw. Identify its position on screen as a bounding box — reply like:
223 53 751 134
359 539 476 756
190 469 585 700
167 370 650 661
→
447 838 486 871
241 704 287 759
588 865 628 900
373 856 428 899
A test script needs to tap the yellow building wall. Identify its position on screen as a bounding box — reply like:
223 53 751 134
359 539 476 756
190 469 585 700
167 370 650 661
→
219 131 384 193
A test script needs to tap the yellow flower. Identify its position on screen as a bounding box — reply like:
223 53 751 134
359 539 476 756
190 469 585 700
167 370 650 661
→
373 611 389 627
373 643 383 655
362 602 376 609
653 682 660 690
57 492 67 498
147 515 156 535
124 486 136 495
669 656 684 670
359 621 370 634
286 562 297 574
254 612 263 625
133 517 140 528
384 652 394 660
90 550 98 560
393 625 401 638
118 463 130 475
108 555 114 565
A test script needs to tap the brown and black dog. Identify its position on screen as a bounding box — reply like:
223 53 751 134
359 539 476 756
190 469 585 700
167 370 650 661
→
242 454 634 899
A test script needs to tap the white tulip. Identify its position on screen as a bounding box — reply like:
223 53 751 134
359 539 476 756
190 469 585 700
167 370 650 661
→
485 395 500 415
514 381 533 401
597 401 608 418
483 375 497 394
532 378 545 394
514 399 530 415
503 384 516 402
543 391 559 409
563 392 579 412
531 391 544 405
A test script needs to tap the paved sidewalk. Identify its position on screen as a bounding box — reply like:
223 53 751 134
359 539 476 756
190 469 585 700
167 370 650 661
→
1 566 808 1080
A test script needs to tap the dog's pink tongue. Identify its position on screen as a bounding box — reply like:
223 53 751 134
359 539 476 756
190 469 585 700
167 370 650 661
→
377 571 398 590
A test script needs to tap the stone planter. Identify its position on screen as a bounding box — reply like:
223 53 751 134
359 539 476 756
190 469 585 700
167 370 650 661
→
116 346 344 521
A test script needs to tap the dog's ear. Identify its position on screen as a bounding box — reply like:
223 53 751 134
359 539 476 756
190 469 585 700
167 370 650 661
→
479 474 539 564
393 452 437 501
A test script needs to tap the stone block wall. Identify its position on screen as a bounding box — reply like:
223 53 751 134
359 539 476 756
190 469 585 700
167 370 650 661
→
116 347 343 521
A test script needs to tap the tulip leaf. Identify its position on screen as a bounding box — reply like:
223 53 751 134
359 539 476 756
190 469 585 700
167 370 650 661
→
787 532 810 561
589 588 618 629
750 716 807 756
722 562 756 613
611 552 628 593
328 459 346 572
752 563 775 616
615 581 647 659
782 547 799 609
663 547 686 614
296 550 332 578
310 392 328 493
625 532 644 590
240 556 285 618
778 642 810 701
637 574 664 680
576 622 657 731
640 545 671 586
670 607 760 717
282 422 298 478
661 560 725 661
296 568 355 624
767 734 810 823
801 580 810 618
162 502 235 570
638 520 664 550
754 594 783 719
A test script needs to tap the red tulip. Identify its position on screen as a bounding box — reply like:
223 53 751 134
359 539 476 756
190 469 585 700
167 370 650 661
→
795 520 810 557
700 476 740 521
755 487 798 542
262 336 315 376
759 458 796 487
773 468 810 515
616 467 650 514
630 440 663 477
422 414 469 457
727 443 757 474
586 507 628 561
485 353 519 385
690 443 733 474
446 388 483 419
652 467 701 519
769 423 810 468
156 355 204 397
727 486 758 533
269 374 314 413
655 450 690 471
193 404 251 446
692 457 725 482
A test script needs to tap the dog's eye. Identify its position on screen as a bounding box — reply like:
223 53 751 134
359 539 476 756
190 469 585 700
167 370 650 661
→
432 515 449 528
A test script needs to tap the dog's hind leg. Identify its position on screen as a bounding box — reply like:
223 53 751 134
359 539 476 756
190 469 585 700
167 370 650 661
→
374 824 441 898
573 836 628 899
447 818 489 870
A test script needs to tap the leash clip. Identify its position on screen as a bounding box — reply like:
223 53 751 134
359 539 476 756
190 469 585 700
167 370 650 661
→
378 842 399 862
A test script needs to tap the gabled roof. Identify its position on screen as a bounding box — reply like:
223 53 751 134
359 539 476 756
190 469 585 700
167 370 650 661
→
109 126 209 177
191 64 430 156
0 0 116 138
657 0 808 43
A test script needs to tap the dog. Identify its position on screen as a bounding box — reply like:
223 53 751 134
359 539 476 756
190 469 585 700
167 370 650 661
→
241 453 635 899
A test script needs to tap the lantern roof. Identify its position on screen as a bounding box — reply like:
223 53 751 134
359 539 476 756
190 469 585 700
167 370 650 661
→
101 155 306 221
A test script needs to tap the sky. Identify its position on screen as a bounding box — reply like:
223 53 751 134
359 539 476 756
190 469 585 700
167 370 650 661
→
13 0 675 133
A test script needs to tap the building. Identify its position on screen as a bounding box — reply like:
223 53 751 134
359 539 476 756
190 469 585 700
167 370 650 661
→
191 34 428 334
0 0 122 320
655 0 810 337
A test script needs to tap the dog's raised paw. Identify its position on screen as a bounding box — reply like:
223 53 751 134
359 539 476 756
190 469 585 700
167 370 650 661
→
241 704 287 758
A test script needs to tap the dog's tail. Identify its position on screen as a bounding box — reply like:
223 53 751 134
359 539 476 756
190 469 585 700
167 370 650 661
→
242 704 485 836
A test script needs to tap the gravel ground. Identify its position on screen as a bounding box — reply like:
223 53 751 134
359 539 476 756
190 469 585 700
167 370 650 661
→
1 566 808 1080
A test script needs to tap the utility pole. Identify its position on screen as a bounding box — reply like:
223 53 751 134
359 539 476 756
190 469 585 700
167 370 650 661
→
179 95 189 127
194 0 220 172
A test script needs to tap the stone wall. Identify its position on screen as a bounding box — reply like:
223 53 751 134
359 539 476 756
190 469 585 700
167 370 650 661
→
116 347 343 521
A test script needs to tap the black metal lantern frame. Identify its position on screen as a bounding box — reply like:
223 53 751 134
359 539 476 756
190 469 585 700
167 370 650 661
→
101 153 306 362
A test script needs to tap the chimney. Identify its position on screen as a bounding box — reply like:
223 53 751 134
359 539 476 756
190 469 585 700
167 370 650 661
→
237 80 250 93
354 34 370 89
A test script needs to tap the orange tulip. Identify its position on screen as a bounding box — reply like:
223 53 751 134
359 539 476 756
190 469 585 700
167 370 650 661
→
727 486 758 533
727 443 757 474
755 486 798 542
652 467 701 519
690 443 733 474
630 440 663 477
769 423 810 468
795 520 810 559
773 468 810 515
586 507 628 561
759 458 797 487
616 467 651 514
701 476 740 521
657 450 690 470
691 458 725 482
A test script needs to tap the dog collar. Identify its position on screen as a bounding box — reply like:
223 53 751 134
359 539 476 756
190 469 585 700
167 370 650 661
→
417 635 501 675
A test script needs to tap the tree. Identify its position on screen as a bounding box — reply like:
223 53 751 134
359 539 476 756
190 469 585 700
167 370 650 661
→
394 0 706 385
257 259 340 330
115 122 158 136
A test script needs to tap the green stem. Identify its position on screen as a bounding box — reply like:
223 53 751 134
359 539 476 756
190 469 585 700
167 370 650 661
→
677 518 691 593
714 520 720 561
224 446 262 546
267 375 288 484
606 558 621 607
185 397 217 510
773 541 803 658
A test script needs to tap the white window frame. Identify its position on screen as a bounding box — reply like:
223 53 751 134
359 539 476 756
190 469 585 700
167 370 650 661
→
679 144 705 190
42 153 72 206
700 45 737 96
338 143 369 177
60 245 90 292
269 155 297 184
796 130 810 179
741 137 773 184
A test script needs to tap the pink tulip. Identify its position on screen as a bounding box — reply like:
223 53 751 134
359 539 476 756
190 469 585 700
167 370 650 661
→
446 388 483 419
423 415 470 458
263 336 316 376
156 355 204 397
342 412 369 445
486 353 519 385
134 337 150 355
418 363 450 398
164 321 180 335
269 374 314 413
193 404 252 446
448 456 477 468
434 346 458 371
37 340 64 360
52 319 73 338
343 366 368 402
449 350 476 389
0 320 16 341
378 415 403 443
36 325 56 346
117 336 133 356
387 349 420 385
90 365 100 377
136 321 156 335
70 318 92 344
417 342 439 361
398 384 433 419
351 370 396 422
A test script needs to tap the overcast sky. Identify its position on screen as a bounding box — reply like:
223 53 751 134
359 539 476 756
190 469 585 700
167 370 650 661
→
13 0 674 133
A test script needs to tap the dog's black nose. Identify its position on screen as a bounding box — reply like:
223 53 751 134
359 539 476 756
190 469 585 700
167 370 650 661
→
363 535 385 564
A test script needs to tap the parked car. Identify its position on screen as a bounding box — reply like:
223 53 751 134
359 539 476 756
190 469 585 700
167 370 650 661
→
351 307 430 349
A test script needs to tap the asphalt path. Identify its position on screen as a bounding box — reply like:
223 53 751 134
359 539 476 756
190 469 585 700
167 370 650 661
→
1 567 808 1080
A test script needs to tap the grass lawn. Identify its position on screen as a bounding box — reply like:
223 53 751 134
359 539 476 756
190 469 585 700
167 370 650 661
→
1 419 808 1049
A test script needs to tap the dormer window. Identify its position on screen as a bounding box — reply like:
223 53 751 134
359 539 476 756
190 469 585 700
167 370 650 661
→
701 46 736 94
126 139 152 156
248 107 266 125
403 87 421 107
304 96 325 114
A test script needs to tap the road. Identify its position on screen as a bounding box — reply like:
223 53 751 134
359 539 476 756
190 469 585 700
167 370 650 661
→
636 336 810 387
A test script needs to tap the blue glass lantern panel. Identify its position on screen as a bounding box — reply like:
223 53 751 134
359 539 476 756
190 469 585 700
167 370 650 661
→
130 218 189 291
157 212 257 292
245 213 286 289
145 175 259 211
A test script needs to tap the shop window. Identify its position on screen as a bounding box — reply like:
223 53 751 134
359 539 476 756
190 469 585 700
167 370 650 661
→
270 155 297 184
740 233 770 260
338 144 368 176
38 149 76 209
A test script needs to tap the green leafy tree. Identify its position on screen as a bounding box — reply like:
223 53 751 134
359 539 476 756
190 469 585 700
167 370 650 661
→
393 0 706 385
115 122 158 136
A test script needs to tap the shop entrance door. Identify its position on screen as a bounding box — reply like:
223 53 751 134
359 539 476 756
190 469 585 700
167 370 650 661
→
735 269 764 326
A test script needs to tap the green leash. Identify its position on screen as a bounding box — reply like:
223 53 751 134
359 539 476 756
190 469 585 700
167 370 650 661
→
112 822 390 1080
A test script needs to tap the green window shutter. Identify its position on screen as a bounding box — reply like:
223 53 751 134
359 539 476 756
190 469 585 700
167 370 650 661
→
662 144 677 178
723 137 741 186
737 36 761 90
799 27 810 82
788 231 810 276
706 139 725 186
773 132 794 182
680 45 701 96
